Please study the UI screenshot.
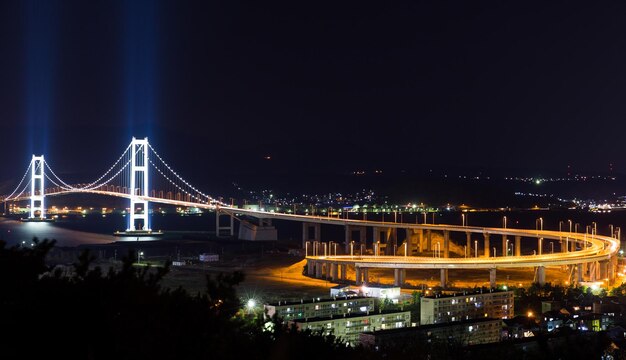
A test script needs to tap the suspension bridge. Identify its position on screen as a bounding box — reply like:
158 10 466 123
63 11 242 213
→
0 137 621 288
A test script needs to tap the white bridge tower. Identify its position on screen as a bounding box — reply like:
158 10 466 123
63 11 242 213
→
127 137 150 231
30 155 45 219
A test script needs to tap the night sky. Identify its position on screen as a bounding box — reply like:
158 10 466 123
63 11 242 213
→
1 1 626 194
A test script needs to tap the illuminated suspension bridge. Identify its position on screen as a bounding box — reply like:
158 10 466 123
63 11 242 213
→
0 137 621 288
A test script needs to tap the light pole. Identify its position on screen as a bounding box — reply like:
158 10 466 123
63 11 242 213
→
506 239 509 256
493 247 496 258
138 251 144 264
503 216 507 229
350 241 354 258
464 245 467 258
305 241 309 257
376 241 380 257
462 213 466 227
423 212 427 224
404 242 408 258
536 217 543 231
474 240 478 258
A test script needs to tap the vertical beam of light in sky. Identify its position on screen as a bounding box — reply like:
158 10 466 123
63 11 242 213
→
123 0 158 141
24 0 58 163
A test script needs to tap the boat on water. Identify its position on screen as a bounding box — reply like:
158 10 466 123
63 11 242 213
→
20 217 56 223
113 229 164 237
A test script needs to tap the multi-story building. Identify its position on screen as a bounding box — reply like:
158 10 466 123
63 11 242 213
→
289 310 411 346
264 296 375 321
359 317 503 348
420 290 513 325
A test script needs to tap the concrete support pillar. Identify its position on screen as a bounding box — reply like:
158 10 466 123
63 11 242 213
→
502 235 508 257
587 261 598 281
344 225 351 254
373 227 381 252
571 239 576 252
340 264 347 280
387 228 398 255
599 260 608 281
466 232 471 257
577 263 583 283
538 237 542 255
400 269 406 285
610 256 618 283
355 267 362 285
608 260 615 284
363 268 369 284
307 260 315 276
394 268 402 286
330 263 338 281
515 236 521 256
230 215 234 236
489 268 497 288
360 227 367 251
440 268 448 288
302 223 307 249
536 266 546 286
443 230 450 258
314 224 321 244
426 229 432 251
315 262 323 278
484 233 490 258
417 229 424 253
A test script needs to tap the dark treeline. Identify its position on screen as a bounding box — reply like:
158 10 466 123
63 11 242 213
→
0 238 617 360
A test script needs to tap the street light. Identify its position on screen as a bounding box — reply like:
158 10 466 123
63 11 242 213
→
305 241 309 257
474 240 478 258
138 251 144 264
503 216 507 229
551 242 554 254
350 241 354 258
506 239 509 256
404 242 408 258
462 213 466 227
493 247 496 258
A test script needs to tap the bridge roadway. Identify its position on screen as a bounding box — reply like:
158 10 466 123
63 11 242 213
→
29 190 622 286
37 190 622 266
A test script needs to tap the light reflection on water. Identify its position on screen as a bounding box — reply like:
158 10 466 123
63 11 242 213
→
0 218 115 248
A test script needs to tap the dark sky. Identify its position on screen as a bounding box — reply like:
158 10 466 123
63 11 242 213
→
1 1 626 193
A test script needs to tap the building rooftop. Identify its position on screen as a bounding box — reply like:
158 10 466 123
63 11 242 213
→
290 309 410 323
360 317 502 336
422 289 512 299
266 295 373 307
